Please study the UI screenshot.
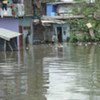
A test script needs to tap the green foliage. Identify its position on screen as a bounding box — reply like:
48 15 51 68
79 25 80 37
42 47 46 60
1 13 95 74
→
69 32 92 42
74 0 85 2
82 33 91 42
67 0 100 42
94 20 100 34
45 0 100 43
82 6 96 17
69 32 100 43
77 33 90 42
67 19 88 32
69 33 78 42
94 33 100 41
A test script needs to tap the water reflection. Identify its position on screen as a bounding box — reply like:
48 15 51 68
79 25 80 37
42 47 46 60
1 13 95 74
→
0 44 100 100
0 51 26 100
43 44 100 100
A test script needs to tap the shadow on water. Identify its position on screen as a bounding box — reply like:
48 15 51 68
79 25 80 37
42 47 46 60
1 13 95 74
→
0 44 100 100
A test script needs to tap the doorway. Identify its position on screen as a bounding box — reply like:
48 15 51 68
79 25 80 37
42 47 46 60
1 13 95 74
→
57 27 62 43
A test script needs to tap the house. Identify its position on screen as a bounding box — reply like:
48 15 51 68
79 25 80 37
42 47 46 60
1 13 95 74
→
0 0 24 50
0 0 34 50
31 0 97 43
29 0 85 43
42 0 84 43
19 0 33 45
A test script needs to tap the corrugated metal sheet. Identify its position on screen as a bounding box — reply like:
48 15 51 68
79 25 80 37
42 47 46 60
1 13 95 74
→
0 28 21 41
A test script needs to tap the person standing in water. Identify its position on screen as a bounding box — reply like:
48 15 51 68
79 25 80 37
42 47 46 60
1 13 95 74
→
58 31 63 48
25 31 30 50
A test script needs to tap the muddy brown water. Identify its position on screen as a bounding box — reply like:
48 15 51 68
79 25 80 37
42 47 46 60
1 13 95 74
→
0 43 100 100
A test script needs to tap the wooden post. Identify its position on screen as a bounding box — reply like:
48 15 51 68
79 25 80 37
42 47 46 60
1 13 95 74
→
86 23 95 38
4 40 6 52
30 20 34 45
89 28 95 38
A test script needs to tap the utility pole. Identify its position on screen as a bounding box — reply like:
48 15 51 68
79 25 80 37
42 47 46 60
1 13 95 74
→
30 0 42 44
30 0 35 45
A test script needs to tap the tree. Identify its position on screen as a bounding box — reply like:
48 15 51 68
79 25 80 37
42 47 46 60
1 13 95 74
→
68 0 100 42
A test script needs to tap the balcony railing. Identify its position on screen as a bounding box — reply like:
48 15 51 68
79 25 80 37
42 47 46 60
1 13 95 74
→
0 4 24 17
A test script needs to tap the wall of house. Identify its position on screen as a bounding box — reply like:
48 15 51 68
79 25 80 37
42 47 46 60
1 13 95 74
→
19 17 33 45
53 23 70 42
33 23 45 42
57 5 72 16
46 3 74 16
43 26 53 42
62 25 70 41
19 17 32 27
0 18 19 31
42 23 70 43
46 4 56 16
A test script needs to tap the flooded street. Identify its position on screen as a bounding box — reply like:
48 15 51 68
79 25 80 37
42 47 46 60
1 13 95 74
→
0 43 100 100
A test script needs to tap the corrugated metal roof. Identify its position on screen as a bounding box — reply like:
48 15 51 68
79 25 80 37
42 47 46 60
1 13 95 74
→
0 28 21 41
42 15 84 20
33 19 65 24
42 20 65 23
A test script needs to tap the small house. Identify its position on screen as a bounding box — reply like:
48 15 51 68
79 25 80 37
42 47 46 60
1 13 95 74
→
0 0 24 50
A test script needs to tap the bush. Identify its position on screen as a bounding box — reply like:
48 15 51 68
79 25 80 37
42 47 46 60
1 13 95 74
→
82 33 91 42
69 33 78 43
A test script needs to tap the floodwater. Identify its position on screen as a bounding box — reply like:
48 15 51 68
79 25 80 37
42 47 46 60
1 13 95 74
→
0 43 100 100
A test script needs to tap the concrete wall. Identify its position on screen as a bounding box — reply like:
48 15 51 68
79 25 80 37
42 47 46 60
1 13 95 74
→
19 17 33 45
19 17 32 27
0 18 19 31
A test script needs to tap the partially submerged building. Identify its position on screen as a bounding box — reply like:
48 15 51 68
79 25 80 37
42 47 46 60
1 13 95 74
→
31 0 97 43
0 0 97 49
0 0 24 50
31 0 84 43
